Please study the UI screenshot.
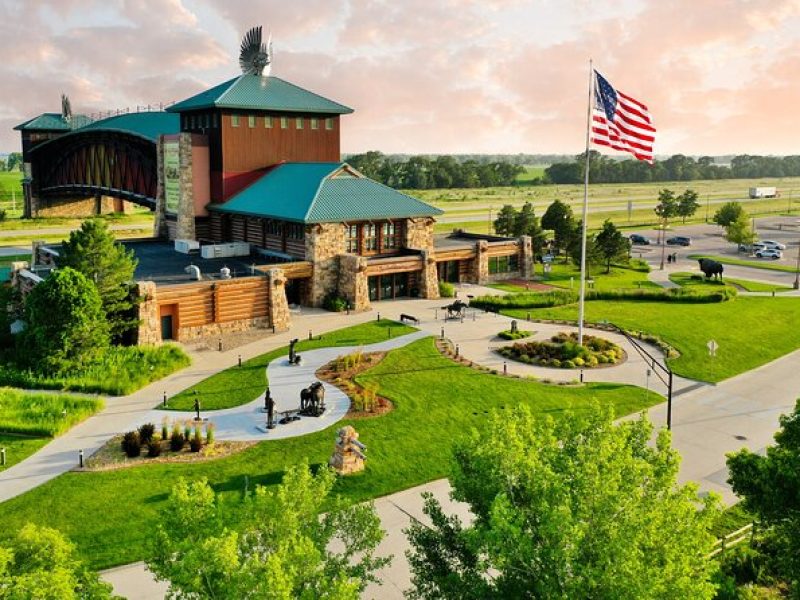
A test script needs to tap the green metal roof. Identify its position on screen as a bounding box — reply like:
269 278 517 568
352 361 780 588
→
211 162 442 223
77 112 180 142
14 113 91 131
167 75 353 115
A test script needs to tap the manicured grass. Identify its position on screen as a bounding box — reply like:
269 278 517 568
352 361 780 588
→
0 344 190 396
689 253 799 274
163 319 416 410
539 261 659 291
0 337 657 570
506 296 800 382
669 271 791 293
0 434 49 472
0 388 104 436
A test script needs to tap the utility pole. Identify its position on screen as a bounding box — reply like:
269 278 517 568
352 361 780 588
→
794 237 800 290
488 206 493 235
705 194 710 222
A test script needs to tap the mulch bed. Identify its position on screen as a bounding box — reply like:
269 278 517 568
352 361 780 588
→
316 352 394 419
82 436 256 472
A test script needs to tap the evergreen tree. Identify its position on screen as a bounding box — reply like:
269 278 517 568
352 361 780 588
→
512 202 537 237
493 205 517 236
59 219 139 342
595 219 631 273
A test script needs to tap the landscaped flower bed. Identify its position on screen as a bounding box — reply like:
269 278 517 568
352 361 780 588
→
498 332 625 369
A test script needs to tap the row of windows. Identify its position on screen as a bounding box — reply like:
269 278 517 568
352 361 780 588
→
488 254 520 275
265 220 304 240
231 114 334 130
182 113 334 131
347 222 400 254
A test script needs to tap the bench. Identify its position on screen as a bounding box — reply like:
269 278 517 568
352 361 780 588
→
400 313 419 325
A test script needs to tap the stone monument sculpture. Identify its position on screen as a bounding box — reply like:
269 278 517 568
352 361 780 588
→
329 425 366 475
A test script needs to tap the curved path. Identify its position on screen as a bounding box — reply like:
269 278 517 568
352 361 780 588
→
128 330 430 442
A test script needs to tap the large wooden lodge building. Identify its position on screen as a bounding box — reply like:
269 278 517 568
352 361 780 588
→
16 44 532 343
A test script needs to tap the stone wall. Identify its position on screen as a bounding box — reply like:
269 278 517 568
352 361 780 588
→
153 137 167 238
405 217 435 251
27 195 128 218
267 268 291 331
473 240 489 284
305 222 346 306
154 133 195 241
173 317 271 343
418 250 440 299
136 281 160 345
338 253 370 311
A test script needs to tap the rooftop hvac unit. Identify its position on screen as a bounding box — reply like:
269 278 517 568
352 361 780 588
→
174 239 200 254
200 242 251 259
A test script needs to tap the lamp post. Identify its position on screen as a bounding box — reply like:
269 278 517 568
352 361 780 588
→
794 237 800 290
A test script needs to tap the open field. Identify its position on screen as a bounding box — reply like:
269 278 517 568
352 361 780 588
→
0 336 657 570
0 171 23 217
423 176 800 234
163 319 416 411
515 165 547 183
505 296 800 382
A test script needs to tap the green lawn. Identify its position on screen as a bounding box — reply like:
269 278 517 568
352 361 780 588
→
0 388 104 471
163 319 416 410
669 271 791 293
506 296 800 382
689 253 799 274
515 165 547 183
0 337 657 570
0 434 49 472
538 261 659 291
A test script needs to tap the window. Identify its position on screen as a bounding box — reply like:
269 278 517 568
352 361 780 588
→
488 254 520 275
248 115 255 128
266 220 281 236
189 115 196 129
204 114 210 128
231 114 240 128
280 116 288 129
212 113 218 128
347 224 359 253
382 222 398 250
265 116 273 128
311 117 319 130
295 117 303 129
325 117 334 130
287 223 305 240
364 224 377 252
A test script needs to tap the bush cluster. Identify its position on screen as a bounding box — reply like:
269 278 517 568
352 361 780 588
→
438 281 455 298
499 332 623 369
498 329 533 340
323 293 349 312
119 420 214 459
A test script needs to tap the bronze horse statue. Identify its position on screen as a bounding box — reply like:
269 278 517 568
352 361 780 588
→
442 299 468 319
300 381 326 417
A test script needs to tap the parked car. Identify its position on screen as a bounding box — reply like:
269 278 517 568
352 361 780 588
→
755 248 783 260
666 236 691 246
751 242 767 251
629 234 652 245
760 240 787 250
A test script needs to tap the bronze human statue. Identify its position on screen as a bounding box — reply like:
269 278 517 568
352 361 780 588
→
265 388 275 429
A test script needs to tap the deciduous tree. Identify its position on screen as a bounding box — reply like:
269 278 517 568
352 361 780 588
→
677 189 700 223
541 199 575 257
724 214 756 250
595 219 631 273
713 202 745 228
727 399 800 595
147 464 389 599
23 267 109 371
0 523 114 599
59 219 139 342
406 406 720 600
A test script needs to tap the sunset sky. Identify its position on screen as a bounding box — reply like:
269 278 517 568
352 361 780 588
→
2 0 799 157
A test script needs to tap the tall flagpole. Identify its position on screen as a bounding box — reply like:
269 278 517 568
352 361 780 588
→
578 59 594 347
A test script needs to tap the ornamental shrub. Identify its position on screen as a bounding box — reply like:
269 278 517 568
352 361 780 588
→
323 293 348 312
170 431 185 452
121 431 141 458
138 422 155 444
147 440 162 457
439 281 455 298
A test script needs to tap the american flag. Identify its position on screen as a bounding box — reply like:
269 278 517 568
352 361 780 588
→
590 70 655 163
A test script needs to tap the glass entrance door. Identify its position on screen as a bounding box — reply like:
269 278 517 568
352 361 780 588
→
368 273 410 300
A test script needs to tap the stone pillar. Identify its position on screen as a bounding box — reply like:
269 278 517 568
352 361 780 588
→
475 240 489 285
136 281 161 345
338 254 370 311
404 217 435 252
267 269 291 331
305 223 346 307
418 250 440 299
176 133 196 240
519 235 533 279
153 137 168 238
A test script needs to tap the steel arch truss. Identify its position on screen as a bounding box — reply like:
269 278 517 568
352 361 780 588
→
32 131 158 209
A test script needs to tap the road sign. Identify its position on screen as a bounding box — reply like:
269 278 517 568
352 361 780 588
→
707 339 718 357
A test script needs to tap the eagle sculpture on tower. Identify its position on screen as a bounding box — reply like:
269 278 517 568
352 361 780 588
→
239 26 273 76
